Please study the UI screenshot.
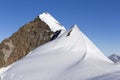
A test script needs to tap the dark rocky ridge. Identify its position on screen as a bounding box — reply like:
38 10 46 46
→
0 16 54 68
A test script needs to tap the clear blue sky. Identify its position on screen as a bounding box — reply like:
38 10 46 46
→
0 0 120 56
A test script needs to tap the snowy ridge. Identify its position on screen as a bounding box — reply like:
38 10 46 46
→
1 13 120 80
1 25 120 80
82 31 113 63
1 25 87 80
39 12 65 32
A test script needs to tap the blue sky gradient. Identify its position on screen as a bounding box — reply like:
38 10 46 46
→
0 0 120 56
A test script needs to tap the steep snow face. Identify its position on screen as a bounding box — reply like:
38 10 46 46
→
1 25 86 80
81 31 113 63
39 12 65 32
1 25 120 80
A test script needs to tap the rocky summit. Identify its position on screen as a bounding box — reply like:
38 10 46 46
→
0 16 55 68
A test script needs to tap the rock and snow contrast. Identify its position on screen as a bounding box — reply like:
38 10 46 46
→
0 12 120 80
0 12 65 68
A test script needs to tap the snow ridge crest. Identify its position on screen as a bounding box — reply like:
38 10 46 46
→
39 12 65 32
1 12 118 80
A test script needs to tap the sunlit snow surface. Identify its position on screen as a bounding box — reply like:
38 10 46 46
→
1 25 120 80
39 12 65 32
1 12 120 80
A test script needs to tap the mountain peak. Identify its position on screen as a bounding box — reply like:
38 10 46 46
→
71 24 79 30
0 12 57 68
1 24 115 80
1 12 120 80
73 24 78 28
65 24 112 63
39 12 65 32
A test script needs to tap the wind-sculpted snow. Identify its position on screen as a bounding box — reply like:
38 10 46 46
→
1 25 120 80
1 25 87 80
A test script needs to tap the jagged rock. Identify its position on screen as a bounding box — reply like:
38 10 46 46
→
0 16 54 68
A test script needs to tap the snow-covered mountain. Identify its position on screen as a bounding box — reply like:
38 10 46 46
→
0 12 65 68
1 13 120 80
109 54 120 63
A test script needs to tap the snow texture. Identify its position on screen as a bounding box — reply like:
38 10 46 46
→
0 66 10 77
39 12 65 32
1 13 120 80
1 25 120 80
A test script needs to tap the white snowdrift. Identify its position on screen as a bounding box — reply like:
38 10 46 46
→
1 25 120 80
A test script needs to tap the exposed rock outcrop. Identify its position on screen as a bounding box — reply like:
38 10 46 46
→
0 16 54 67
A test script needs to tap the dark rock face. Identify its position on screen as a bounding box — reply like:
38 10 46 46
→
109 54 120 63
0 16 54 67
51 30 61 41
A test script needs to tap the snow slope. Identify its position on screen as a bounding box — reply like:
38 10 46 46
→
90 71 120 80
1 25 120 80
0 66 10 77
39 12 65 32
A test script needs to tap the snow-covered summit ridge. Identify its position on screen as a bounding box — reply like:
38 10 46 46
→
1 11 120 80
39 12 65 32
0 25 87 80
66 24 112 63
1 25 118 80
